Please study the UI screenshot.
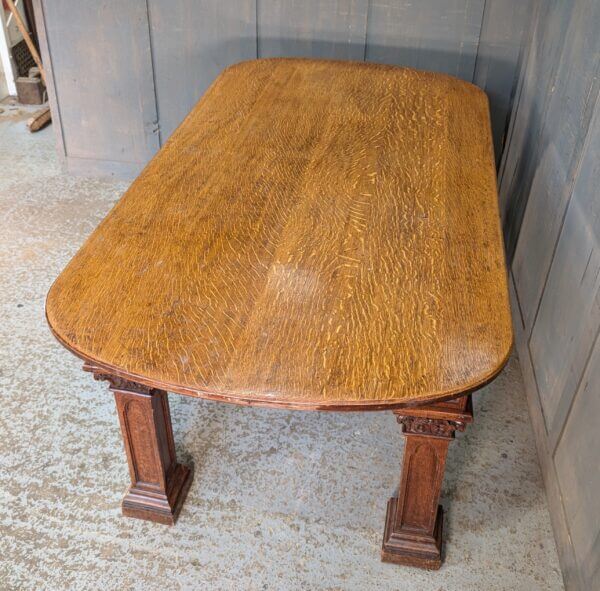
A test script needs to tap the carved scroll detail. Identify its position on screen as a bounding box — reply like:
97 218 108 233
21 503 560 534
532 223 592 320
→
83 362 155 394
395 415 466 438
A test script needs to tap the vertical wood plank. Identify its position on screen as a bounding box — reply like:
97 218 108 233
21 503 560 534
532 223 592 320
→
510 0 600 316
40 0 159 165
473 0 533 163
499 0 574 258
257 0 368 61
32 0 66 161
554 332 600 590
148 0 257 142
528 96 600 438
365 0 485 82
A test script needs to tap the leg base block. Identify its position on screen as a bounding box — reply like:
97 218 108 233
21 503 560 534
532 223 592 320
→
122 463 193 525
381 498 444 570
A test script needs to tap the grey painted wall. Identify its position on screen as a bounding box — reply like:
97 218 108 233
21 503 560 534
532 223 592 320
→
500 1 600 589
35 0 529 178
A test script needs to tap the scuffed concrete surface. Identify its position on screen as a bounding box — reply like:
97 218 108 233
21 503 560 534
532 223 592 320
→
0 110 564 590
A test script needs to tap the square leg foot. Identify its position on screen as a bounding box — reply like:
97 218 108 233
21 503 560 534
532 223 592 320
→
122 463 193 526
381 497 444 570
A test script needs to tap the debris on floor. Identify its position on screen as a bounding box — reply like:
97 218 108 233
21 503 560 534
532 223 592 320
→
0 96 51 131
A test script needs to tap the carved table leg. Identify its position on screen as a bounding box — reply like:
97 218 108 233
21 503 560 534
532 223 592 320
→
381 395 473 569
84 363 193 525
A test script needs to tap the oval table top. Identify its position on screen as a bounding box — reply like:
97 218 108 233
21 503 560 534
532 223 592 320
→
47 58 512 411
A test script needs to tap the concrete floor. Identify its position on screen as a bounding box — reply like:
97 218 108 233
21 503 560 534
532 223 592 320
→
0 106 564 591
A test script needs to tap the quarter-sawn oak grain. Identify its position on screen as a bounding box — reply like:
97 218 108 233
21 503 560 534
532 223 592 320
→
46 58 512 410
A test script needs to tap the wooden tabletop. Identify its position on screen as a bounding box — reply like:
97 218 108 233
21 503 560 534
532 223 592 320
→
46 58 512 410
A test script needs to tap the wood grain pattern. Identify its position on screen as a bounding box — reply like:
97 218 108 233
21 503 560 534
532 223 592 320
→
46 58 512 410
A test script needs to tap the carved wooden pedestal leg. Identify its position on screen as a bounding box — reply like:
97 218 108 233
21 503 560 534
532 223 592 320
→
84 363 193 525
381 395 473 569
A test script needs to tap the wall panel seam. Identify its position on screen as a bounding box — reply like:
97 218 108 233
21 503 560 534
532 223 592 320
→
362 0 371 62
471 0 488 84
509 7 573 264
510 269 526 332
550 323 600 455
498 5 535 168
526 337 551 436
144 0 161 146
526 81 600 347
510 273 582 590
256 0 261 58
498 0 542 210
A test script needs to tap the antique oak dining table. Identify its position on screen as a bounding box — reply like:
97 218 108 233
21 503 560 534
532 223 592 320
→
46 58 512 570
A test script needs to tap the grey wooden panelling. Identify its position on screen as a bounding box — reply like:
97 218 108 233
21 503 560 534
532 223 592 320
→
37 0 529 177
496 0 538 219
473 0 532 162
500 0 600 588
257 0 368 61
40 0 159 166
499 0 574 258
509 274 582 591
365 0 485 81
511 0 600 329
554 332 600 591
529 97 600 439
148 1 257 142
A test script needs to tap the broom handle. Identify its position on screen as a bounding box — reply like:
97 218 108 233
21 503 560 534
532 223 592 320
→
5 0 46 84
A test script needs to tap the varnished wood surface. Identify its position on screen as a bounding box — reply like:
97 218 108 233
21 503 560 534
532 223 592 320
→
46 58 512 410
